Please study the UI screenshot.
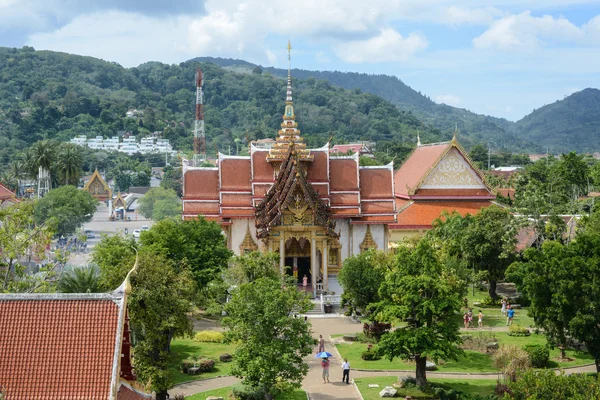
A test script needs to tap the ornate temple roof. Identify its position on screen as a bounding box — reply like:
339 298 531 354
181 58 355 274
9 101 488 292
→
255 146 336 238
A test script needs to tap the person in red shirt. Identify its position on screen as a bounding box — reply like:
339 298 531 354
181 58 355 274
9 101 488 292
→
321 357 330 383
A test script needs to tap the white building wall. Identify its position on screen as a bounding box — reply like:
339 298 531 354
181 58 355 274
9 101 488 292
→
335 219 350 263
229 218 261 256
351 224 386 255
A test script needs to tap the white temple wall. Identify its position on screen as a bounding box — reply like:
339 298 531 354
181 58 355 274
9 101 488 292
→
336 219 350 262
351 224 386 255
229 218 260 256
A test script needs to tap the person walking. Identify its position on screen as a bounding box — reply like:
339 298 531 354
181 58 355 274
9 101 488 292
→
321 357 330 383
318 335 325 353
302 275 308 291
478 310 484 329
467 309 474 329
507 307 515 326
463 312 469 329
501 298 507 316
342 358 350 384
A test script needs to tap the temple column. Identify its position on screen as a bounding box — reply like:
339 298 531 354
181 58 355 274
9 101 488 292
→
279 237 285 275
322 240 328 291
311 238 317 297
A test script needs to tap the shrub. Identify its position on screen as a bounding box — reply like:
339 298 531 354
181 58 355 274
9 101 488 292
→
194 330 224 342
179 358 196 373
508 324 530 337
361 350 381 360
232 384 266 400
196 358 215 372
522 344 549 368
172 396 185 400
480 295 502 307
363 321 391 341
219 353 233 362
507 370 600 399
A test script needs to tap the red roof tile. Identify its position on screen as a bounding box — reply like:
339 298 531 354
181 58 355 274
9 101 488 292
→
183 169 219 199
251 150 274 181
220 158 251 190
0 294 127 399
331 144 367 154
394 201 492 228
117 382 152 400
0 182 16 200
330 158 358 190
360 167 394 199
307 150 328 181
394 143 450 196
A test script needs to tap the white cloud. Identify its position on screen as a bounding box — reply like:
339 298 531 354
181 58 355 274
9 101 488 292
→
437 6 504 26
473 11 594 50
335 29 428 63
435 94 461 107
315 51 331 63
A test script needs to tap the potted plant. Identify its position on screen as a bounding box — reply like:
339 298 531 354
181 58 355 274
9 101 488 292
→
323 302 333 313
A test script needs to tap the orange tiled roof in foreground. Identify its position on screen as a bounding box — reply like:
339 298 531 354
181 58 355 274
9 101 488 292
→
392 200 492 229
0 289 151 400
394 142 450 196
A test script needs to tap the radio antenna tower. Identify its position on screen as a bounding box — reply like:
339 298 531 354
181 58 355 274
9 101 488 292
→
193 69 206 166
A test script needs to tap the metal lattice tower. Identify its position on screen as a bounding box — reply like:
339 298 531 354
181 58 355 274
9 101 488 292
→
193 69 206 166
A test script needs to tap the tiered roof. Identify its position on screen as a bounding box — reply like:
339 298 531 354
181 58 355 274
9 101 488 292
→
0 265 150 399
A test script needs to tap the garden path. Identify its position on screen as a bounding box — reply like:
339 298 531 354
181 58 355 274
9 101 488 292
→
170 317 596 398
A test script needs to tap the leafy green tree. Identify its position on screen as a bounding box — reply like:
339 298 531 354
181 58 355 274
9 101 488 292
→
338 249 389 315
375 239 464 388
140 217 232 289
223 277 313 400
128 250 197 400
137 186 181 221
91 234 137 290
34 185 98 237
160 165 182 197
58 266 101 293
462 206 518 299
0 201 56 293
226 251 280 286
507 241 581 359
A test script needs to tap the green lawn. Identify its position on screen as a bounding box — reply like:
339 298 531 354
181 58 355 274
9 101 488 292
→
185 388 306 400
355 377 497 400
455 307 535 328
336 331 593 373
170 338 238 385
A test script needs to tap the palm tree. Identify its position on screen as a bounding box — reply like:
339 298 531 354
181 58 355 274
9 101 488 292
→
57 143 83 186
31 140 56 172
58 266 102 293
19 148 39 180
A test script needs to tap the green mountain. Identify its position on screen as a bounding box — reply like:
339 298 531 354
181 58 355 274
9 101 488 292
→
0 47 445 167
195 57 527 150
514 88 600 153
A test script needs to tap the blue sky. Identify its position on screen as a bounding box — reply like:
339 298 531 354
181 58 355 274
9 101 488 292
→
1 1 599 121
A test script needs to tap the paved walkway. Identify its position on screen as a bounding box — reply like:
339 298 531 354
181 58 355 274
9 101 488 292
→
170 317 596 399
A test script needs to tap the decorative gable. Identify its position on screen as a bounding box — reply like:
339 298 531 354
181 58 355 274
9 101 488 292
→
420 148 485 190
84 169 112 201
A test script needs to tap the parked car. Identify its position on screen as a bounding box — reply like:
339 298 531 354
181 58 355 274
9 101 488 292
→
133 229 141 238
141 225 150 232
84 230 95 239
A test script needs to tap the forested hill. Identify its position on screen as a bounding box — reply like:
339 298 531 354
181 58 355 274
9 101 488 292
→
0 47 454 167
195 57 526 150
515 89 600 152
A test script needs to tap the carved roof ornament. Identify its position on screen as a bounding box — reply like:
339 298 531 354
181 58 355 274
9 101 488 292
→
83 169 111 201
267 41 312 163
256 146 337 239
360 225 378 252
240 223 258 253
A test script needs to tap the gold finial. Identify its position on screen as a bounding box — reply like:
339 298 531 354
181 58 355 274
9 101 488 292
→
417 130 421 147
452 123 458 143
287 40 292 54
123 248 139 295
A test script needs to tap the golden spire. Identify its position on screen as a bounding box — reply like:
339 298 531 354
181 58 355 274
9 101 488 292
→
452 123 458 144
417 130 421 147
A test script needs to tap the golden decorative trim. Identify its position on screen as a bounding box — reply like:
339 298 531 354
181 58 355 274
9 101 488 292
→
239 224 258 254
360 225 378 252
83 169 112 199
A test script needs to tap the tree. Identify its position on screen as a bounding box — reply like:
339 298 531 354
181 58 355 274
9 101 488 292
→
137 187 181 221
375 239 464 388
91 235 137 290
223 278 313 400
56 143 83 186
226 251 280 286
160 165 182 197
34 185 98 237
462 206 518 299
140 217 232 289
507 241 581 359
58 265 101 293
31 139 57 183
128 250 197 400
0 201 56 293
338 249 389 315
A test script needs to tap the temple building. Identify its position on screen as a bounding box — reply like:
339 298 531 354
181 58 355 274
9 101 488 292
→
182 44 493 293
83 169 112 201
